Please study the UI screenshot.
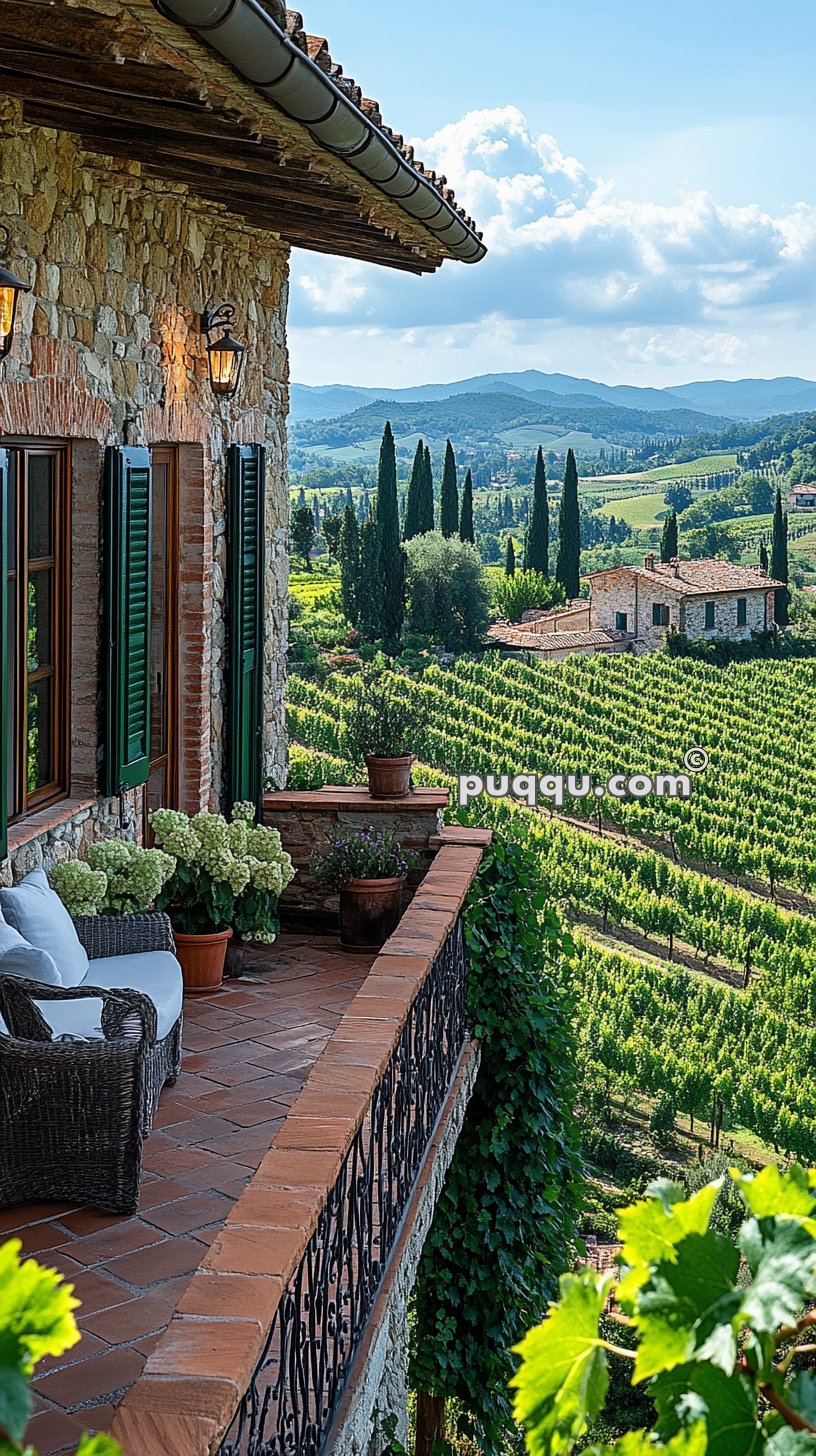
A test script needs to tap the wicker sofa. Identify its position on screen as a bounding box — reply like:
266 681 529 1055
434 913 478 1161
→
0 911 183 1214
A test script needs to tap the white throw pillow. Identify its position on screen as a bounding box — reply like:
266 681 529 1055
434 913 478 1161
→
0 915 62 985
0 869 89 988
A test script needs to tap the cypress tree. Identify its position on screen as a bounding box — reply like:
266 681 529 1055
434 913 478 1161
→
505 536 516 577
759 540 769 574
459 468 475 544
404 439 427 541
422 446 435 534
344 486 353 511
440 439 459 538
527 447 549 576
770 487 790 626
660 510 678 563
376 421 405 646
338 504 360 626
358 514 381 640
555 448 581 600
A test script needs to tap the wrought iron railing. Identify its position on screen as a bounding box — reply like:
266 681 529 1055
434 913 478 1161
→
220 916 469 1456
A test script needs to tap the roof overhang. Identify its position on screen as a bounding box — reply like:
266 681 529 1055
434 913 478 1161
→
0 0 485 274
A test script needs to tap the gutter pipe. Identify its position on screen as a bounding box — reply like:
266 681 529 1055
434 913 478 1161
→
152 0 487 264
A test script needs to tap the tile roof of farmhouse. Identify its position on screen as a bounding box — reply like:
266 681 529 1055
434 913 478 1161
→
588 560 784 596
486 624 632 651
0 0 485 273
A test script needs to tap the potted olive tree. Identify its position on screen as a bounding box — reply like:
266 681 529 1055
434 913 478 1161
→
340 673 418 798
311 827 413 950
150 803 295 991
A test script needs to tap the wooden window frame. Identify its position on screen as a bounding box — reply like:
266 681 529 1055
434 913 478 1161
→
651 602 670 627
615 611 628 632
5 441 71 821
736 596 747 627
704 601 715 631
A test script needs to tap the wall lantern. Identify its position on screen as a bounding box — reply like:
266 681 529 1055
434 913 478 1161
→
201 302 247 398
0 227 31 360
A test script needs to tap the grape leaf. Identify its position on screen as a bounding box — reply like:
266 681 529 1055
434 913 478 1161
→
735 1167 816 1224
617 1182 722 1307
784 1371 816 1431
634 1232 741 1382
738 1218 816 1335
511 1269 612 1456
653 1362 763 1456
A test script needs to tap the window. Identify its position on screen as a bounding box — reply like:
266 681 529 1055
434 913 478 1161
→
704 601 715 630
652 602 670 627
4 445 69 820
737 597 747 627
615 611 628 631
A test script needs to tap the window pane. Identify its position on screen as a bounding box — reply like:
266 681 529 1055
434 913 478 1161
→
27 569 53 672
27 454 55 560
27 677 54 794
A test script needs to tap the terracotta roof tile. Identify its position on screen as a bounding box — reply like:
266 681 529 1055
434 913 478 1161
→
589 558 784 596
279 10 480 238
487 625 631 652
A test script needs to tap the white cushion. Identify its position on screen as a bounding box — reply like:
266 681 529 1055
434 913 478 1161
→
0 869 88 987
0 916 62 985
85 951 183 1040
32 998 105 1041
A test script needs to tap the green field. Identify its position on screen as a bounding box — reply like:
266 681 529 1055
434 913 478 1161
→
636 452 738 482
498 426 617 453
289 566 340 606
595 490 669 528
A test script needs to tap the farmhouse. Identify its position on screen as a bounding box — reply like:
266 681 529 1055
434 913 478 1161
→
589 553 783 651
0 7 490 1454
789 483 816 511
0 0 484 879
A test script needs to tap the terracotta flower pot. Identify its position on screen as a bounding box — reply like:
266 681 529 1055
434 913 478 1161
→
365 754 413 799
339 877 404 951
174 928 232 992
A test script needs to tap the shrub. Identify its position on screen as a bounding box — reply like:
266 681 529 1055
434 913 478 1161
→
50 842 175 918
339 671 416 761
403 531 490 649
492 570 565 623
648 1090 676 1141
151 802 294 941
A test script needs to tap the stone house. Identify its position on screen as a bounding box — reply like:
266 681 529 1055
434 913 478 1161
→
589 553 783 651
789 484 816 511
0 0 485 882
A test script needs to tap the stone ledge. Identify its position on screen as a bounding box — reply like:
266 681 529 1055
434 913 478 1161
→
429 826 493 848
7 795 96 854
264 787 449 813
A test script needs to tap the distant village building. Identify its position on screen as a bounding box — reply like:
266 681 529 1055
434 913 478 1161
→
588 555 782 651
789 484 816 511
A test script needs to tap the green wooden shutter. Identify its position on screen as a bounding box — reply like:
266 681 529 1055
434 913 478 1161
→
227 444 266 813
103 446 153 796
0 448 8 860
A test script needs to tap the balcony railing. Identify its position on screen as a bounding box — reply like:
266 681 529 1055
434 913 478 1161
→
220 917 469 1456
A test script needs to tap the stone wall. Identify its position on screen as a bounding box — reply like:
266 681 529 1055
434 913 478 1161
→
263 789 449 914
0 101 291 879
682 589 770 639
327 1045 481 1456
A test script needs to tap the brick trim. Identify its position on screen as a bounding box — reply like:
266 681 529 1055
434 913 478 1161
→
264 787 449 813
109 841 486 1456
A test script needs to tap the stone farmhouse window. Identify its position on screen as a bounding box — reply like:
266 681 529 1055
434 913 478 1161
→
704 601 715 630
737 597 747 626
615 611 628 631
652 603 670 627
2 444 70 830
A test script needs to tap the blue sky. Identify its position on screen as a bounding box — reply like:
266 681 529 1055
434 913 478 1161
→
288 1 816 388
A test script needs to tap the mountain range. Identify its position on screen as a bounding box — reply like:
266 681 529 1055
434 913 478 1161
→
290 371 816 424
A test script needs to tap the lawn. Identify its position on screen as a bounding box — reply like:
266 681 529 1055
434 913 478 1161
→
595 491 669 529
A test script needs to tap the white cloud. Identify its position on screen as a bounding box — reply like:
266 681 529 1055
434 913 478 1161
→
288 105 816 382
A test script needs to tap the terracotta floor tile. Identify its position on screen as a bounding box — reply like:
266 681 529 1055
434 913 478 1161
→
82 1281 189 1344
24 1407 90 1454
56 1208 129 1238
36 1331 108 1375
34 1345 146 1409
15 1221 73 1258
141 1193 234 1236
52 1266 136 1317
105 1237 205 1287
0 1201 74 1234
136 1177 191 1211
57 1220 165 1268
174 1161 253 1195
197 1121 285 1158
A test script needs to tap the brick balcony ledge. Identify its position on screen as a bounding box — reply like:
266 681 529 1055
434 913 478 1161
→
5 823 489 1456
